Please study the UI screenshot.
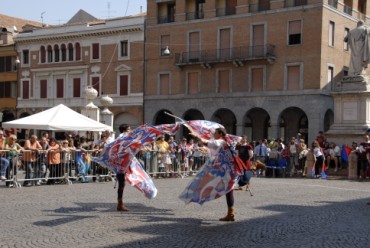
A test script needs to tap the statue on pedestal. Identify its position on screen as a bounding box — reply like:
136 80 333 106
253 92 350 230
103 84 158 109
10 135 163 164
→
344 21 370 76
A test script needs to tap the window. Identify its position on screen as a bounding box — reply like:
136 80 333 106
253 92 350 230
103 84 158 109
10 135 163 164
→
75 43 81 61
68 43 74 61
343 67 349 77
22 80 29 99
61 44 67 61
22 50 29 65
73 78 81 97
120 40 128 57
328 66 334 89
47 45 53 62
344 28 349 51
250 67 264 92
286 64 302 90
40 79 47 98
54 45 60 62
251 24 265 57
119 75 128 96
91 76 100 96
0 82 11 98
0 56 12 72
40 46 46 63
187 72 199 94
217 69 230 93
159 73 170 95
92 43 100 60
189 32 200 62
288 20 302 45
329 21 335 47
56 79 64 98
160 35 170 56
219 28 231 60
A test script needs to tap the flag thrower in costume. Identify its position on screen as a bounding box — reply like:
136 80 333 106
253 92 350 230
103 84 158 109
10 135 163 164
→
92 124 179 199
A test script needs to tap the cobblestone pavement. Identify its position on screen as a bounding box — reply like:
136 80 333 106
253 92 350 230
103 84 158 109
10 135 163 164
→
1 177 370 248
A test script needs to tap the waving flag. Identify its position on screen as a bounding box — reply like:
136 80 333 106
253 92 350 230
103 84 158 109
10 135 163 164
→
126 157 157 199
179 143 239 205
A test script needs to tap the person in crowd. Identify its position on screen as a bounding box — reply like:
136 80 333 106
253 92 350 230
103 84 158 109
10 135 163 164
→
116 124 131 211
289 137 298 177
254 139 267 163
298 139 308 176
60 140 72 179
38 135 49 180
167 136 178 177
356 135 370 181
46 138 61 185
156 135 171 177
179 138 190 177
326 142 341 172
312 140 325 178
186 138 195 174
0 130 10 181
75 141 90 183
192 140 208 172
234 135 253 190
23 135 42 186
316 131 326 148
79 136 91 150
103 130 115 144
4 134 23 187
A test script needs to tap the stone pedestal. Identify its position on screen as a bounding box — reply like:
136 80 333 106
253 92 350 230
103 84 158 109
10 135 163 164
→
100 95 114 138
348 151 358 180
305 150 314 178
326 75 370 146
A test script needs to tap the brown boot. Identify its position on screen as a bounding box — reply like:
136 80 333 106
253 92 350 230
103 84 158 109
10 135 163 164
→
117 198 129 211
219 207 235 221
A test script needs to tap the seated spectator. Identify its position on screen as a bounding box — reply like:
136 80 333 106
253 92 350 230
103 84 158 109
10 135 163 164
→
326 142 341 172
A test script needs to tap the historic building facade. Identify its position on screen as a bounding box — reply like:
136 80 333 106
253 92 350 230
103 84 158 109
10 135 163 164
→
14 14 145 135
144 0 369 143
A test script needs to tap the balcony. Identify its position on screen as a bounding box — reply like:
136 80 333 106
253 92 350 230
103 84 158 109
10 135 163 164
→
344 5 352 16
158 15 175 24
285 0 307 8
249 2 271 13
186 11 204 20
216 7 236 17
328 0 338 8
174 45 276 68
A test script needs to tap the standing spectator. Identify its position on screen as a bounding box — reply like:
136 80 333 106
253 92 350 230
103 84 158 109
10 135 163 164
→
4 134 23 187
312 140 325 178
254 139 267 163
60 140 72 179
235 135 253 190
167 136 178 176
289 137 298 177
298 139 308 176
38 136 49 180
116 124 131 211
0 130 10 181
316 131 326 148
356 135 370 180
23 135 42 186
156 135 171 177
179 138 190 176
46 138 61 185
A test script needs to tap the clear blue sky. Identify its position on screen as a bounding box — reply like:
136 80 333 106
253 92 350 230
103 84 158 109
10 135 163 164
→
0 0 147 25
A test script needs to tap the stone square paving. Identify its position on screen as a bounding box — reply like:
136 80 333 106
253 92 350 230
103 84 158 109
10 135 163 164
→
1 177 370 248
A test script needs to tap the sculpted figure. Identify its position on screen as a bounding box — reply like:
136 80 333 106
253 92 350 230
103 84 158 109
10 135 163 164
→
344 21 370 75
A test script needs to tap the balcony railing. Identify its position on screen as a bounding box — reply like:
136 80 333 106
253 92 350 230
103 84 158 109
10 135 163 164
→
249 3 271 13
328 0 338 8
216 7 236 17
157 15 175 24
285 0 307 8
344 5 352 16
175 45 275 68
186 11 204 20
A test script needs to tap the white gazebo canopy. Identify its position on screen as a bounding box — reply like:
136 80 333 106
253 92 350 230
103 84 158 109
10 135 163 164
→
2 104 112 132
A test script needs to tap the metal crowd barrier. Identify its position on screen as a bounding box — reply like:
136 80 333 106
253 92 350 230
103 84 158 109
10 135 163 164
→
0 149 209 188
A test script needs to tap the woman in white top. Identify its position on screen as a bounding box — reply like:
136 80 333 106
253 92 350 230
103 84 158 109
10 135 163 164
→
312 140 324 177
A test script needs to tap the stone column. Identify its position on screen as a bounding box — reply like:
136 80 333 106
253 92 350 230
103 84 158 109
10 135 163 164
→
100 95 114 137
81 86 100 140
